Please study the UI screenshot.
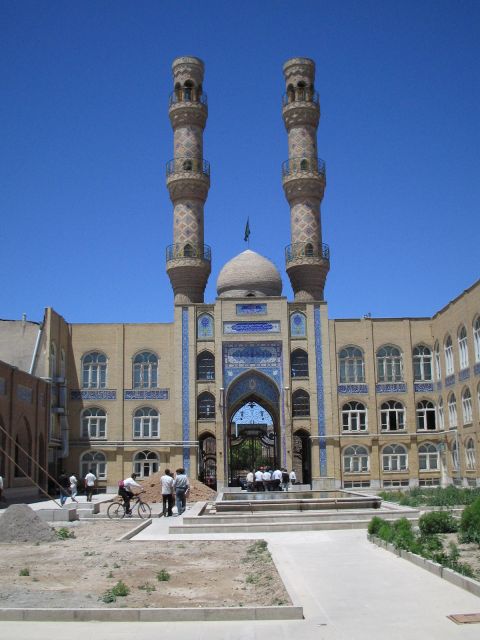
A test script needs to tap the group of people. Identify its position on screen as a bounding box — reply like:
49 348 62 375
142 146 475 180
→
57 469 97 506
117 468 190 518
245 467 296 492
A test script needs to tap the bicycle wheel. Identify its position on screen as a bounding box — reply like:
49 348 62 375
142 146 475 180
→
107 502 126 519
137 501 151 519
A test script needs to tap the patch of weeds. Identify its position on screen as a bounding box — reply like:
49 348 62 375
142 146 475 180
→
273 598 286 605
56 527 75 540
113 562 121 569
156 569 171 582
19 568 30 576
244 540 271 564
107 571 114 578
84 551 96 556
138 582 156 593
101 580 130 604
245 573 260 584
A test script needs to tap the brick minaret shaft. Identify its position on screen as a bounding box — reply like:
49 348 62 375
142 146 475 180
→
282 58 329 301
166 56 211 304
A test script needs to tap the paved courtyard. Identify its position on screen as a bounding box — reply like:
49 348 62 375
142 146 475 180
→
2 515 480 639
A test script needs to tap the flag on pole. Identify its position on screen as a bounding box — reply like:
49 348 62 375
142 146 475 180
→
244 217 250 243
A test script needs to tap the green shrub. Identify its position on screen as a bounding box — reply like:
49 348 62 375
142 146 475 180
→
419 511 458 536
368 516 384 536
56 527 75 540
156 569 170 582
102 580 130 603
459 497 480 544
377 521 394 543
417 534 443 559
392 518 417 551
19 568 30 576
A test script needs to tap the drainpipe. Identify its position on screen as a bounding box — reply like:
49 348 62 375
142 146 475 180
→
60 415 69 458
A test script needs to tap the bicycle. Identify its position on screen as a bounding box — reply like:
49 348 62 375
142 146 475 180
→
107 493 152 519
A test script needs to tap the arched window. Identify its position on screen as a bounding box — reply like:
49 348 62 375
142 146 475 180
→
296 81 306 101
133 407 159 438
418 443 439 471
339 346 365 383
197 351 215 381
473 316 480 363
197 392 215 419
287 84 295 103
376 346 403 382
343 445 369 473
413 345 432 381
444 335 454 375
182 159 193 171
133 450 159 478
290 312 306 337
292 389 310 417
448 393 457 428
133 351 158 389
382 444 408 472
80 451 106 480
82 351 107 389
291 349 309 378
50 342 57 379
183 243 194 257
341 401 367 432
81 407 107 439
465 438 476 470
304 242 313 256
300 158 309 171
416 400 436 430
458 326 469 370
437 397 445 430
434 341 441 381
451 440 459 471
380 400 405 431
462 387 472 424
197 313 214 339
183 80 193 101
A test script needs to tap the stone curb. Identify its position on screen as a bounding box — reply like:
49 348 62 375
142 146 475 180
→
368 534 480 598
0 605 304 622
116 518 152 541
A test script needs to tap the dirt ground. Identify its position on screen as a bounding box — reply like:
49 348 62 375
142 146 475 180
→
442 533 480 578
0 520 291 609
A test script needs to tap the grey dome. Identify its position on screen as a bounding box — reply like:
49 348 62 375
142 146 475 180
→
216 250 283 298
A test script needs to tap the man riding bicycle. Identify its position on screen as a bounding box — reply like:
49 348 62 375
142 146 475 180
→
118 472 144 516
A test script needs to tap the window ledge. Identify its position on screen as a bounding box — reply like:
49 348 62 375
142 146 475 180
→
382 470 409 474
198 418 216 422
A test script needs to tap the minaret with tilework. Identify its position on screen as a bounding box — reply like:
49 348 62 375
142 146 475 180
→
282 57 329 301
166 56 211 303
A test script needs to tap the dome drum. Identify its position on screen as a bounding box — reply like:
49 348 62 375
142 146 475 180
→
216 250 283 299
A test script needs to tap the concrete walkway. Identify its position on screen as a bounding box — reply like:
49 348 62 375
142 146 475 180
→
3 520 480 639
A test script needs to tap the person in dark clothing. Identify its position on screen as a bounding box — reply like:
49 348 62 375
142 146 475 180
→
58 471 71 506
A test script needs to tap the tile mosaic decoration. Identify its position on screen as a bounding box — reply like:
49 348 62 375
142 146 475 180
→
197 313 214 339
236 303 267 315
17 385 32 403
223 342 282 387
124 389 169 400
459 368 470 381
227 372 279 408
223 321 280 334
314 306 327 476
290 312 307 337
375 383 407 394
445 374 456 387
182 307 190 472
414 383 434 393
71 389 117 401
338 384 368 394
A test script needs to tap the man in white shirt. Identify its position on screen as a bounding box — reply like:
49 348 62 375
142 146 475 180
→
69 473 79 501
119 472 143 516
262 469 272 491
173 468 190 515
160 469 174 517
289 469 297 485
245 470 254 492
84 469 97 502
272 468 283 491
254 468 264 491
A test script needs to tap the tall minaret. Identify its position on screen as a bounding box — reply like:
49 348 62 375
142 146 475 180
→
166 56 211 303
282 58 329 301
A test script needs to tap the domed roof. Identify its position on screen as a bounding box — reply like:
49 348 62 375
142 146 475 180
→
216 250 283 298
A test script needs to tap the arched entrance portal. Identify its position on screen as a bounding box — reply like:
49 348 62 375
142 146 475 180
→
226 372 280 486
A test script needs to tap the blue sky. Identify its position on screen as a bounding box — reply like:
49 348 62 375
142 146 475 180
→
1 1 479 324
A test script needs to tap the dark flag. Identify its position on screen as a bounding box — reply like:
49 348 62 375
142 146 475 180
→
244 218 250 242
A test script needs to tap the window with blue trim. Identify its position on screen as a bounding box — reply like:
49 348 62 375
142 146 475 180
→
290 312 306 338
197 313 214 339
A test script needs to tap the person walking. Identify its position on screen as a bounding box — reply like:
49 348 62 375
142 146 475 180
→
58 471 71 506
173 468 190 515
281 468 290 492
272 467 282 491
69 473 79 502
160 468 174 517
254 468 264 491
262 468 272 491
245 470 254 492
84 469 97 502
289 469 297 485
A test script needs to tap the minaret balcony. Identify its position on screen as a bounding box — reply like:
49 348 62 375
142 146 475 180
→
282 157 326 200
282 91 320 128
282 90 319 107
169 90 208 107
282 156 325 179
285 242 330 265
166 243 212 264
166 157 210 200
168 91 208 127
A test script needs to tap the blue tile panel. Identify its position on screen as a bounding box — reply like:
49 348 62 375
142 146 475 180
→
376 383 407 394
182 307 190 473
414 382 434 393
124 389 169 400
223 342 283 388
475 363 480 376
445 374 456 387
71 389 117 400
459 368 470 381
223 321 280 334
314 306 327 476
338 384 368 394
236 303 267 315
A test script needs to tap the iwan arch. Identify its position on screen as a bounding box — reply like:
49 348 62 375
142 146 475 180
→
0 57 479 494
